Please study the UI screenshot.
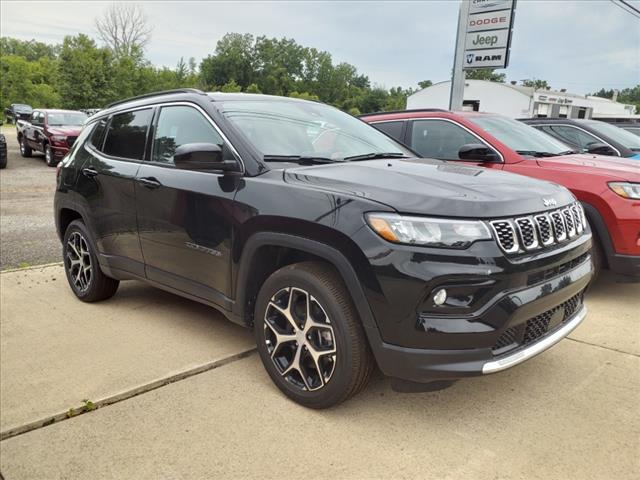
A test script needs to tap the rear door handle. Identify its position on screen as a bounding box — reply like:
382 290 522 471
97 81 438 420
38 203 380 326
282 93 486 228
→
137 177 162 189
82 168 98 178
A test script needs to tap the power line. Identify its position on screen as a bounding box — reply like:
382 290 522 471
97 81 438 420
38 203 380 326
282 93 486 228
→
611 0 640 19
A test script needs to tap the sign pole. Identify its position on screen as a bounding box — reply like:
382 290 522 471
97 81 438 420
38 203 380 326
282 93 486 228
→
449 0 471 111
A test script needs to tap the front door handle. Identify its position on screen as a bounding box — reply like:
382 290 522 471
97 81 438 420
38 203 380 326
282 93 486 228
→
82 167 98 178
137 177 162 189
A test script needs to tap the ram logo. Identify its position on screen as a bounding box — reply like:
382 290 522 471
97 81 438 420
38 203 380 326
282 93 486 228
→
543 198 557 207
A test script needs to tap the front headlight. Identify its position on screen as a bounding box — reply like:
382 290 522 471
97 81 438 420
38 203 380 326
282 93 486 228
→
365 213 491 248
50 135 67 144
609 182 640 200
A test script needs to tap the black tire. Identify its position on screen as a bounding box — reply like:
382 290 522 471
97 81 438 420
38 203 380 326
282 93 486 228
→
591 234 604 281
254 261 374 408
63 219 119 302
19 136 32 157
45 144 56 166
0 154 6 169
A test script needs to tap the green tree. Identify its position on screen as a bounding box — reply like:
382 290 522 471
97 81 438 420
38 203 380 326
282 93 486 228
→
57 34 115 109
522 78 550 90
0 55 60 110
418 80 433 89
0 37 59 61
464 69 506 82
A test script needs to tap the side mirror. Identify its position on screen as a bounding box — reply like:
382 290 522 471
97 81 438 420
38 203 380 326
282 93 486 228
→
586 142 616 156
173 143 239 172
458 143 500 162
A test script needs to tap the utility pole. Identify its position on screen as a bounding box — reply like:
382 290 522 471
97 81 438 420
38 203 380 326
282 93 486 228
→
449 0 471 110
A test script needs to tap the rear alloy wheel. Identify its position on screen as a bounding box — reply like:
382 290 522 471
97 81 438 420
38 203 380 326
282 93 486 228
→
45 145 56 166
63 220 119 302
255 262 374 408
20 137 32 157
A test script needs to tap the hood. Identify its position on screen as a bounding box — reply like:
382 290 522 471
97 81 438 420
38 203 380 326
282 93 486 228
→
47 126 82 136
284 158 575 218
536 154 640 181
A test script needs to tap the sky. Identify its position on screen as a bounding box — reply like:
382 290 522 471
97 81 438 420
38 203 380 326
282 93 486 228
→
1 0 639 95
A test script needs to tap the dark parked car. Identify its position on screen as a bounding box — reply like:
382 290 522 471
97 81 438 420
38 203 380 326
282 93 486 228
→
521 118 640 160
0 127 7 169
362 110 640 281
613 123 640 137
55 89 592 408
4 103 33 124
17 109 87 166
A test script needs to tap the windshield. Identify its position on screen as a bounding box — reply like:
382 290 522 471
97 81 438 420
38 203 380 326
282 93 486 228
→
470 115 572 156
14 104 32 113
581 120 640 151
47 112 87 126
217 99 413 161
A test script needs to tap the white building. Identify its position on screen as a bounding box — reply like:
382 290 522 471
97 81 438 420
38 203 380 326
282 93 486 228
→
406 80 638 120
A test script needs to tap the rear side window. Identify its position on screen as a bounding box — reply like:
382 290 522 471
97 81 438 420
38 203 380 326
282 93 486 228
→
411 119 479 160
152 105 224 164
103 109 153 160
372 121 404 142
546 125 598 150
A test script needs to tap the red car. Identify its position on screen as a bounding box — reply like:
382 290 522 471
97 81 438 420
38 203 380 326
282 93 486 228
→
17 109 87 166
361 110 640 281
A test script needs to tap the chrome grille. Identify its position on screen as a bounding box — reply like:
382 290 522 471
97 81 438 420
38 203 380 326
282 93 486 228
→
489 221 518 254
534 214 553 246
515 217 538 250
490 202 586 255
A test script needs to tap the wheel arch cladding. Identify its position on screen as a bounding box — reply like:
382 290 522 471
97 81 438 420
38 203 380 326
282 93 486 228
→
233 230 380 333
58 208 83 241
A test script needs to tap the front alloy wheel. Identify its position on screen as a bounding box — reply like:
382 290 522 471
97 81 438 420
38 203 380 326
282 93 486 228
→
65 231 92 293
255 262 374 408
45 145 55 166
264 287 337 391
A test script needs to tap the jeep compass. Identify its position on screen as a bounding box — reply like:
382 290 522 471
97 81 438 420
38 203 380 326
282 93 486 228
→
55 90 593 408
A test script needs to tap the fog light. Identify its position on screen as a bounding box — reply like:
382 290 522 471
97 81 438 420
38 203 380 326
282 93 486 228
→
433 289 447 306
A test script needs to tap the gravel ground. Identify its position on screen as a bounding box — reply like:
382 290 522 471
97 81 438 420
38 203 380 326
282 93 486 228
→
0 127 61 270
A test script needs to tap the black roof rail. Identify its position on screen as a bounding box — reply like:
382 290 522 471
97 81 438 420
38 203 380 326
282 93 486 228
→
359 108 447 118
105 88 206 109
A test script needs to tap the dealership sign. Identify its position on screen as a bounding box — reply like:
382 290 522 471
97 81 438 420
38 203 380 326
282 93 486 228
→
463 0 516 69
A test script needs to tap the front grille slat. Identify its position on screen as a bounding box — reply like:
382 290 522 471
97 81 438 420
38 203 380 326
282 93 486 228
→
515 217 538 250
490 220 519 254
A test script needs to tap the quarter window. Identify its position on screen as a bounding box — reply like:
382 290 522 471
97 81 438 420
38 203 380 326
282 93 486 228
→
89 119 108 151
372 121 404 142
411 120 480 160
103 109 153 160
152 105 224 164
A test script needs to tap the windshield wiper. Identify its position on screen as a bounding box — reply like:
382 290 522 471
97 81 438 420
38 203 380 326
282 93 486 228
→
516 150 561 158
343 152 409 162
263 155 337 165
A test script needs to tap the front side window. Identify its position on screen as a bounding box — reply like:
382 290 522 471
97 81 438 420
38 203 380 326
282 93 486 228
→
218 99 412 161
470 115 571 156
103 109 153 160
410 119 480 160
152 106 225 164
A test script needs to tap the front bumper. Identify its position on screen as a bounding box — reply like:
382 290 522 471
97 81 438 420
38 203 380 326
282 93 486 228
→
367 258 591 382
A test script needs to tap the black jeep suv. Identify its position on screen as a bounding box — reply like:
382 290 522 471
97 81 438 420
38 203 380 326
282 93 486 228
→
55 89 593 408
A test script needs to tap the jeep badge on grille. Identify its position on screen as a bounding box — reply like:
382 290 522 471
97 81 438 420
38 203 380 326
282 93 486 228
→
543 198 557 207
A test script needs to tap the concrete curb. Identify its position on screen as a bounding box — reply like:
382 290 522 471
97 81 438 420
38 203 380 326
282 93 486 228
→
1 262 63 274
0 348 257 442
